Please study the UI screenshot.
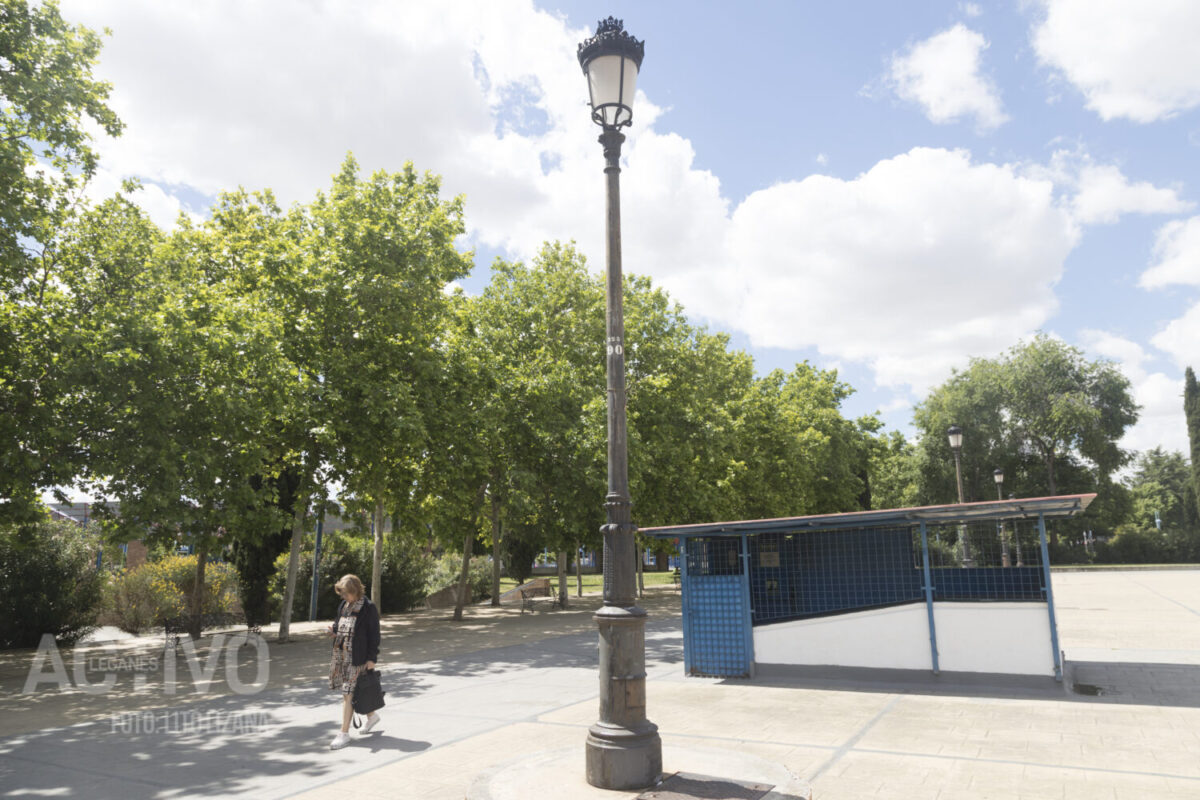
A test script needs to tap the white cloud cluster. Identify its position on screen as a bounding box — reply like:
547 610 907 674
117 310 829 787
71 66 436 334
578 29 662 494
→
888 24 1007 131
1080 329 1188 456
1139 216 1200 371
1032 0 1200 122
1031 150 1193 226
1141 217 1200 289
708 147 1074 390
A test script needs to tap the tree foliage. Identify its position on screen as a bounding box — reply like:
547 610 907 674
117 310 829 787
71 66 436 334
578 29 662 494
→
912 334 1138 542
1 0 122 526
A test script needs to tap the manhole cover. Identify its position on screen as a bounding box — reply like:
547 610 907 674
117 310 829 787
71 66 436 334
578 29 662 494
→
637 772 774 800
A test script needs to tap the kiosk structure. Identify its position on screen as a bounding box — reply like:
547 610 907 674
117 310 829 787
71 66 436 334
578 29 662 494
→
643 495 1095 682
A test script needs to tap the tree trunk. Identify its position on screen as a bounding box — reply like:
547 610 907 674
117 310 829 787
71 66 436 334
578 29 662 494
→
187 539 208 640
371 500 384 608
453 525 474 621
557 550 568 608
278 503 306 642
636 539 644 598
575 542 582 597
490 493 502 607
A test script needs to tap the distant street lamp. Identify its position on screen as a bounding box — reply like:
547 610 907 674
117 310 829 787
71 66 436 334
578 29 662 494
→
994 468 1010 567
577 16 662 791
947 425 973 566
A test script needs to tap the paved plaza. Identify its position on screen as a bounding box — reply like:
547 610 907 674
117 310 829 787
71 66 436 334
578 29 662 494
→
0 569 1198 799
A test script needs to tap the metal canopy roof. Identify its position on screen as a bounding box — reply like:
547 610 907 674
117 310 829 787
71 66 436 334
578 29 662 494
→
642 494 1096 539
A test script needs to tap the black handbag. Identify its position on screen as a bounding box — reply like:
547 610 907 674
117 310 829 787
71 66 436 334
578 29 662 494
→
351 668 386 721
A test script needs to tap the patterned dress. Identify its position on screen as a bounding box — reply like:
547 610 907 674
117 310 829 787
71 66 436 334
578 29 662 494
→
329 597 366 694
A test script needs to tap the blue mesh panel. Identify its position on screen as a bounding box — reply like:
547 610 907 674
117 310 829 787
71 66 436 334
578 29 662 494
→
684 538 750 677
748 528 923 625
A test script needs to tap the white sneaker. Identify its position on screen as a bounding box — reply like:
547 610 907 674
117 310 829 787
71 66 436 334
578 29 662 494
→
330 732 351 750
361 712 380 733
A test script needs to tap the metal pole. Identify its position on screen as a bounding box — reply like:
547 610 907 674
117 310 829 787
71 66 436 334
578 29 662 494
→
1037 512 1063 681
586 127 662 790
308 509 325 622
919 522 939 675
952 449 972 566
997 483 1010 567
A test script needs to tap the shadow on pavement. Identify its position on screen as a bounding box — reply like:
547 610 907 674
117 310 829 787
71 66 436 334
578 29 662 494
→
1065 659 1200 707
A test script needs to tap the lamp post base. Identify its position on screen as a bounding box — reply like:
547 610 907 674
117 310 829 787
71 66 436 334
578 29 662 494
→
586 605 662 790
586 723 662 790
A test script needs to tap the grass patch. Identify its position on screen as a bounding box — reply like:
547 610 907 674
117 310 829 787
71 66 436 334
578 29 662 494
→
498 570 677 593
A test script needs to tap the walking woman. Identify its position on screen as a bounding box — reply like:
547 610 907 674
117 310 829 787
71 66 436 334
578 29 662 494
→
327 574 381 750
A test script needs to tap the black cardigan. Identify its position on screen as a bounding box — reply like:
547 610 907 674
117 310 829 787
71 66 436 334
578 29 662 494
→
337 597 381 666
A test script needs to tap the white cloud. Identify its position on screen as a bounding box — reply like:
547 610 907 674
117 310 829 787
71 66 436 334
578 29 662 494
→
1032 0 1200 123
1151 303 1200 369
702 147 1076 391
1141 217 1200 288
1080 329 1188 454
1071 164 1192 225
960 3 983 19
888 24 1008 131
1028 149 1192 226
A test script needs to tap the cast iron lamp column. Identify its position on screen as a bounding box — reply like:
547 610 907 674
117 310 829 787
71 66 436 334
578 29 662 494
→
948 425 974 567
577 17 662 791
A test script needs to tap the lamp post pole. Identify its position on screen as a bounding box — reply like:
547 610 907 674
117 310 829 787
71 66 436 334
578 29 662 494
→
948 425 973 567
578 17 662 791
994 468 1010 567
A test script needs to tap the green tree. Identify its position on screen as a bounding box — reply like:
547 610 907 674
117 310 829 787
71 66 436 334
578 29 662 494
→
61 196 289 638
913 335 1138 544
1126 447 1193 532
868 430 920 510
1186 367 1200 523
1 0 122 526
311 156 472 609
725 364 872 519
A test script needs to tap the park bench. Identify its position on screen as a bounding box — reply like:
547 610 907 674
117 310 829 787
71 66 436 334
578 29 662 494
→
519 578 556 614
161 611 252 649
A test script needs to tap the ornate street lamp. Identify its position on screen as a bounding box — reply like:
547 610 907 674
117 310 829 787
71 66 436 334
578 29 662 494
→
947 425 973 566
577 17 661 791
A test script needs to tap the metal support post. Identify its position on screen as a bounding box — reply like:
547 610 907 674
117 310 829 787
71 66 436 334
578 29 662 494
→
1037 513 1063 681
919 522 940 675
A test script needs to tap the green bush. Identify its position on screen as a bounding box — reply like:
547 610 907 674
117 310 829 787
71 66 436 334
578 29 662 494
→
102 555 239 634
0 518 104 648
425 553 494 601
1095 525 1168 564
269 532 431 621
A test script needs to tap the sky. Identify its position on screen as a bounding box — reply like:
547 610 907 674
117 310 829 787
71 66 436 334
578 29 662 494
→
57 0 1200 460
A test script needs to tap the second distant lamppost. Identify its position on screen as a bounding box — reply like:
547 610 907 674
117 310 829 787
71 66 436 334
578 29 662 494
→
948 425 973 566
577 16 662 791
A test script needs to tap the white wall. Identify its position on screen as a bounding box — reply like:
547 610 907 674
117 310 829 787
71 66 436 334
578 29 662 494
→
753 604 932 671
933 602 1054 675
752 601 1055 676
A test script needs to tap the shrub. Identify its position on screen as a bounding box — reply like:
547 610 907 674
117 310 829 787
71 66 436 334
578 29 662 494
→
1095 525 1168 564
102 567 183 634
269 532 432 621
425 553 493 601
0 518 104 648
102 555 240 634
